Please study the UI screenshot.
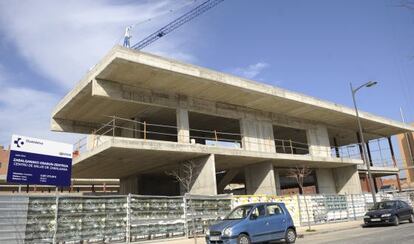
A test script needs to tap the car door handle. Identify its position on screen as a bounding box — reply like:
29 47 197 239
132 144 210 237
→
265 222 270 226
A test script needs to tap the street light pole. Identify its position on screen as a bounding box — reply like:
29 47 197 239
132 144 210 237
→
350 81 377 205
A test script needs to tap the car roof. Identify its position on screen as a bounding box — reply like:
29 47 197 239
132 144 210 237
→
236 202 283 207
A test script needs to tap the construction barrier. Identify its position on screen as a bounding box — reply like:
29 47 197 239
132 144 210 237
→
1 192 414 243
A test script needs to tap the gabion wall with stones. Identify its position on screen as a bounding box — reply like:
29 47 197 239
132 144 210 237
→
0 192 413 243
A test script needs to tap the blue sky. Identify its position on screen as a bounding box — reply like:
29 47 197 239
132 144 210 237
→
0 0 413 152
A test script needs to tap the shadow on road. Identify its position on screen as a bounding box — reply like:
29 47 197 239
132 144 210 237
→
362 222 410 228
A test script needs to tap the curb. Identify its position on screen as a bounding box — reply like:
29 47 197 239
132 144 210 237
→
297 223 362 238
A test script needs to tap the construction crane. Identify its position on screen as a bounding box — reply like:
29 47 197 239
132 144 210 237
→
129 0 225 50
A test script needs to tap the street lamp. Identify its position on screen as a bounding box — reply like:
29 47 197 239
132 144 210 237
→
350 81 378 205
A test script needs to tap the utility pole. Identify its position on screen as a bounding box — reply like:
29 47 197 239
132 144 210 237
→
350 81 377 205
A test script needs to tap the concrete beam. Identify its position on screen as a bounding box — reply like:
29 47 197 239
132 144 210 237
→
333 165 362 194
245 162 277 195
51 118 99 134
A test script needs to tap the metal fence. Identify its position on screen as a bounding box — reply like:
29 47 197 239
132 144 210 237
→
233 192 414 226
1 192 414 243
0 194 232 244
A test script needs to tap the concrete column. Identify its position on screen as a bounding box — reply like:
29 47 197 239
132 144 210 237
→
121 123 134 138
187 154 217 195
388 137 402 191
119 175 140 194
274 169 281 195
245 162 277 195
240 118 275 152
120 117 142 138
315 168 336 194
333 165 362 194
217 168 240 194
397 132 414 184
176 108 190 143
306 124 331 157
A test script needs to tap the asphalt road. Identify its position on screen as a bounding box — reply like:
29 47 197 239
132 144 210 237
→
296 222 414 244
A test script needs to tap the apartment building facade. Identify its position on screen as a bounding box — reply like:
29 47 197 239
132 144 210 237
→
51 46 412 196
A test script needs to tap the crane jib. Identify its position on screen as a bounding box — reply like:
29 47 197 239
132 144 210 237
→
131 0 225 50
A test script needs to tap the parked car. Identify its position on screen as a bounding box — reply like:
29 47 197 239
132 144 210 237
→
205 202 296 244
363 200 414 226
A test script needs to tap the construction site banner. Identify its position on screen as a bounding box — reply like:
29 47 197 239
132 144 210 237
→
6 135 73 186
233 195 301 226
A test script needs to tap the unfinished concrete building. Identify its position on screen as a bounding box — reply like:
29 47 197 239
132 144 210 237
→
51 46 414 196
397 123 414 187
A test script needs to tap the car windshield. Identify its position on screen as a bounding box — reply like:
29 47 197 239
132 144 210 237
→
372 201 396 210
225 205 254 220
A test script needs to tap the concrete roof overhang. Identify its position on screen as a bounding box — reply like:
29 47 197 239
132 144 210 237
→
72 137 362 179
52 45 414 140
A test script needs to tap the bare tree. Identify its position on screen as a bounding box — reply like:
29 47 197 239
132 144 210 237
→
166 160 199 244
287 166 313 231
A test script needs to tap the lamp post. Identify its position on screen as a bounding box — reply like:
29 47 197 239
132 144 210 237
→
350 81 378 205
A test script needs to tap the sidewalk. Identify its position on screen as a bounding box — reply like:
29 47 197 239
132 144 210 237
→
155 220 363 244
296 220 363 237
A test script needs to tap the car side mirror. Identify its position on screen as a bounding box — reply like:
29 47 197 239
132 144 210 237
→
250 213 258 220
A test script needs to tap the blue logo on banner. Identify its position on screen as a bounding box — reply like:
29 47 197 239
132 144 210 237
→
7 150 72 186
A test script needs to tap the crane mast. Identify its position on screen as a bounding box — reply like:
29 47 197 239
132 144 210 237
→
131 0 224 50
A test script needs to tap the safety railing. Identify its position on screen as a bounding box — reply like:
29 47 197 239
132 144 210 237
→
275 138 310 155
71 115 403 168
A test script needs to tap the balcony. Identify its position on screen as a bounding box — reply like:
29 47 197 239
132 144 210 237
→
73 116 364 161
70 116 368 179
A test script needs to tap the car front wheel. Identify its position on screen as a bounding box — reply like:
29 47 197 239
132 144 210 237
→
393 216 400 226
285 228 296 243
237 234 251 244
